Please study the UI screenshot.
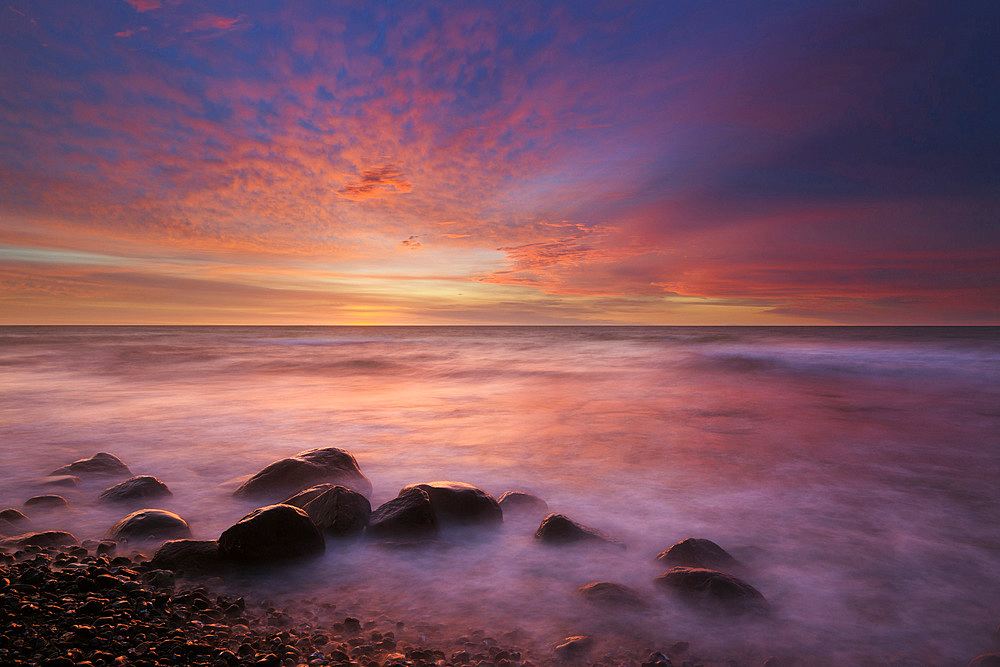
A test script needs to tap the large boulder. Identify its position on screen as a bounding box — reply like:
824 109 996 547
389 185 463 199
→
98 476 172 504
654 567 768 613
51 452 131 478
23 494 69 510
233 447 372 500
301 485 371 538
367 487 438 541
400 481 502 527
535 514 623 548
150 539 225 574
106 509 191 543
282 483 336 508
1 530 78 549
655 538 739 570
576 581 649 609
497 491 548 518
218 504 325 562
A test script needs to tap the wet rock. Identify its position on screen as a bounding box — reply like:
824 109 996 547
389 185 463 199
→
969 655 1000 667
655 537 739 570
23 494 69 509
0 530 78 548
233 447 372 500
401 481 502 527
106 509 192 542
576 581 649 609
497 490 548 517
282 483 337 508
643 650 673 666
654 566 768 613
33 475 80 488
367 487 438 541
0 507 30 524
535 513 624 548
554 635 593 661
50 451 131 477
218 504 325 562
150 539 225 574
301 485 371 538
98 475 172 503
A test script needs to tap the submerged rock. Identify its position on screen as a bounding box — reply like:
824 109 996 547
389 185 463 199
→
34 475 80 488
654 566 768 613
368 487 438 541
23 494 69 509
98 475 172 504
576 581 649 609
106 509 191 543
1 530 78 549
0 508 30 525
554 635 594 661
655 537 740 570
233 447 372 500
497 490 548 517
400 481 502 527
969 655 1000 667
218 504 325 562
150 539 225 574
301 485 371 538
50 452 131 478
535 514 623 548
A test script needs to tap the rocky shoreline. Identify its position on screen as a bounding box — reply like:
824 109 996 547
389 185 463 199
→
4 449 1000 666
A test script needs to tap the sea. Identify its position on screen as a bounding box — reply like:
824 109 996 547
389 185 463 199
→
1 326 998 664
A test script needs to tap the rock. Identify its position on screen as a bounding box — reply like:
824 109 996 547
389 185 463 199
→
576 581 649 609
497 490 548 517
106 509 192 542
98 475 172 503
654 567 768 613
535 514 623 548
367 487 438 541
0 508 29 524
400 481 502 527
554 635 593 661
50 452 131 477
33 475 80 488
218 504 325 562
233 447 372 500
0 530 78 548
301 485 371 538
655 537 739 570
281 483 337 508
969 655 1000 667
23 494 69 509
0 518 16 536
150 539 225 574
643 651 673 666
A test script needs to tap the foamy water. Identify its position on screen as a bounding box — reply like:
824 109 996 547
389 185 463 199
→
2 326 999 663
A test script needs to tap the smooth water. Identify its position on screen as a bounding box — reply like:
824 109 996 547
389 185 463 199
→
2 326 999 663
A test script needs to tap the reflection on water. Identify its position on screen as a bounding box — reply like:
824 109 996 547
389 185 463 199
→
1 326 999 663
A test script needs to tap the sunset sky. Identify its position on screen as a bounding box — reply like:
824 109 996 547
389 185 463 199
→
1 0 997 325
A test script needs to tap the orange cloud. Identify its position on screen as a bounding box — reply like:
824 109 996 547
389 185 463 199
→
124 0 161 12
338 165 412 201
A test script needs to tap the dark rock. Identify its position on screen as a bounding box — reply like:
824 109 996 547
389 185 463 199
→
576 581 649 609
655 537 739 570
969 655 1000 667
150 539 225 573
1 530 78 548
218 504 325 562
23 494 69 509
281 483 337 508
497 491 548 517
368 487 438 541
401 481 502 527
301 485 371 538
643 651 673 666
233 447 372 500
553 635 593 661
0 518 16 536
34 475 80 488
0 508 29 524
654 566 768 613
535 514 623 548
50 452 131 477
98 475 172 504
106 509 192 542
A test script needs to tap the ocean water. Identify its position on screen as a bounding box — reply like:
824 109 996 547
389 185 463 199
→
1 326 998 663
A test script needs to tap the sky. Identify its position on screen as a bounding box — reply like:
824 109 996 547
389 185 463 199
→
1 0 998 325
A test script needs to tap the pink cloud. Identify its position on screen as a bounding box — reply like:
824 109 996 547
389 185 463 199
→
124 0 161 12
